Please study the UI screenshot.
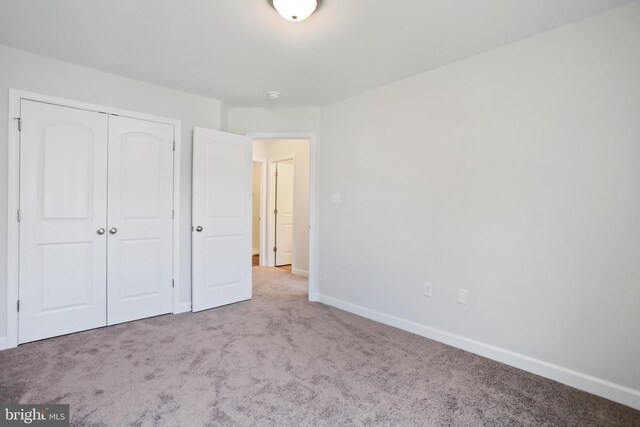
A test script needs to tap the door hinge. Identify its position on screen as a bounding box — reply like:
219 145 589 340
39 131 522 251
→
16 300 20 312
173 140 176 151
273 246 277 252
273 209 277 215
172 210 175 219
17 209 21 222
172 279 175 288
14 117 21 132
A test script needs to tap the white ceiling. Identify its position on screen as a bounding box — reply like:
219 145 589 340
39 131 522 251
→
0 0 632 106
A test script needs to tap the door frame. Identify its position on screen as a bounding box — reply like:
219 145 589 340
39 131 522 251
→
268 155 296 268
248 133 319 302
5 89 183 349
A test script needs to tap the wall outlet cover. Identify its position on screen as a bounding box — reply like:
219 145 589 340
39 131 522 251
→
424 282 433 297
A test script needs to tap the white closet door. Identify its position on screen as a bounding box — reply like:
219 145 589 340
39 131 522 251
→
274 160 294 266
19 100 108 344
192 127 252 312
107 116 174 325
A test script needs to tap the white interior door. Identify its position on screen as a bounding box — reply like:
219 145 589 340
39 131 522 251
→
107 116 174 325
192 127 252 312
274 160 294 266
19 100 108 344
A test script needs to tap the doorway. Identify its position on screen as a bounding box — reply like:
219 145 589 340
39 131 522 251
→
252 161 263 267
252 139 310 278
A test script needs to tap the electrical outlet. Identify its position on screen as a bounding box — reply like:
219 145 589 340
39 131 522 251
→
457 288 468 305
424 282 433 297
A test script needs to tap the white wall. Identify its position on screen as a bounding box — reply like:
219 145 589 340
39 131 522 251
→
224 107 322 136
0 45 222 340
319 2 640 408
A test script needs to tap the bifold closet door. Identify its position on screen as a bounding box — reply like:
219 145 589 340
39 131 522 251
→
192 127 252 312
19 100 108 344
106 116 174 325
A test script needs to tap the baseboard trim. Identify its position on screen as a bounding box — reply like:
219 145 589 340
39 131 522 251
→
174 301 192 314
292 268 309 277
317 294 640 410
0 336 8 351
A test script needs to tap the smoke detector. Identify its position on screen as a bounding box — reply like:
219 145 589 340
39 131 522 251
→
267 91 280 101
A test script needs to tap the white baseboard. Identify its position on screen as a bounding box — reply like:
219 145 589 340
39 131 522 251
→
0 336 8 351
308 292 320 302
317 294 640 411
292 268 309 277
174 301 192 314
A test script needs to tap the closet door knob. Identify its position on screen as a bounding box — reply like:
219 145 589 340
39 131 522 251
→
96 228 106 235
195 226 203 232
109 227 118 235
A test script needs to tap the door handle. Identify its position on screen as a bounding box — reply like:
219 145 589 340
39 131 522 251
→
195 226 203 232
97 228 106 235
109 227 118 235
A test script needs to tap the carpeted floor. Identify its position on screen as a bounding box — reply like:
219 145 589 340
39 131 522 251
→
1 267 639 426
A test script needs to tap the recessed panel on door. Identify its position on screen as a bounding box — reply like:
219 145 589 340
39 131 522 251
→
18 100 108 344
107 116 174 325
192 127 252 312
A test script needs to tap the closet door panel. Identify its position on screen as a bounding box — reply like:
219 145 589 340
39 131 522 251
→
18 100 108 344
107 116 174 325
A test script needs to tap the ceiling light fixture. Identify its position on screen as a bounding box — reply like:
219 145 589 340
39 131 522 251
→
269 0 320 22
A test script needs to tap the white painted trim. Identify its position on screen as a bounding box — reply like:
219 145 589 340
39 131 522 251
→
291 268 309 278
6 89 183 349
0 336 8 351
317 294 640 411
248 133 319 302
171 122 182 316
7 90 21 349
175 302 192 314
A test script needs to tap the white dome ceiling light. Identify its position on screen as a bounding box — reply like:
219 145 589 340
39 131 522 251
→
269 0 320 22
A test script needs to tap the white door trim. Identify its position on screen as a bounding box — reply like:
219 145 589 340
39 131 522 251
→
5 89 183 350
248 133 319 302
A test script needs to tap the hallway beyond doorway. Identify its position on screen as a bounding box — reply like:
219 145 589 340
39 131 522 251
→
253 255 291 273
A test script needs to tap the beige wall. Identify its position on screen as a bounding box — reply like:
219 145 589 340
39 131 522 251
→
319 2 640 407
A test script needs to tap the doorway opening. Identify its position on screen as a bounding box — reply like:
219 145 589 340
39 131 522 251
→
252 138 310 280
252 161 263 267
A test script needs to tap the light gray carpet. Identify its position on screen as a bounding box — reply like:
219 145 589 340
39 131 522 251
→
1 267 638 426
